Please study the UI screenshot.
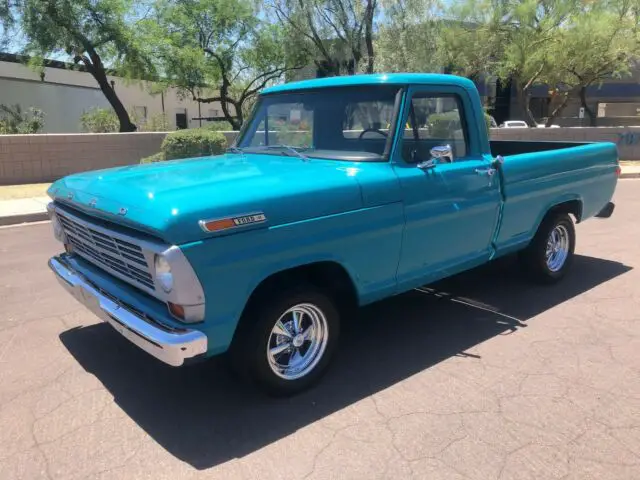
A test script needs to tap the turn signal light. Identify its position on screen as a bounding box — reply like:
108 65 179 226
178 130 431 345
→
200 218 236 232
615 165 621 177
168 302 185 320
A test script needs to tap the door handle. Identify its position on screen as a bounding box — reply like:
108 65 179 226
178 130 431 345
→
475 168 496 176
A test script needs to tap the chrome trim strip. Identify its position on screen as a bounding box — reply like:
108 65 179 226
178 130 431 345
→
49 255 207 366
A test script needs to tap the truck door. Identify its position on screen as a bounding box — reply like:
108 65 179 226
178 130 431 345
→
392 86 502 289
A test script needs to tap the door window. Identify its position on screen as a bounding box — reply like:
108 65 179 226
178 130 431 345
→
401 93 468 163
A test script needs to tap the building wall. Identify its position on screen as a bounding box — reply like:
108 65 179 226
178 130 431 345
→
0 60 227 133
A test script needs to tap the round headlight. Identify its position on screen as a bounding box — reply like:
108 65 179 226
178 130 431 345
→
155 255 173 293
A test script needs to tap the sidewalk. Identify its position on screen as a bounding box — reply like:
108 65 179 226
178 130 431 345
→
1 163 639 227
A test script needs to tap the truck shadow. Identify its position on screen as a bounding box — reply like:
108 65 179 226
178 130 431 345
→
59 254 631 470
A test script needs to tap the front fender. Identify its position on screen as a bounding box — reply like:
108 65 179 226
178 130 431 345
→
180 203 404 355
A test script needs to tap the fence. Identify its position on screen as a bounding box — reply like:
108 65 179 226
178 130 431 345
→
1 127 639 185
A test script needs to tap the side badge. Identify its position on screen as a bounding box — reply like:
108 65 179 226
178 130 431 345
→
199 212 267 233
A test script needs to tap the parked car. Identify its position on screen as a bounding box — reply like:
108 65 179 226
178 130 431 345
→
46 73 620 396
500 120 529 128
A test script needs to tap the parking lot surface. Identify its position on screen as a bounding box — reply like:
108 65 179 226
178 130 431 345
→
1 180 639 480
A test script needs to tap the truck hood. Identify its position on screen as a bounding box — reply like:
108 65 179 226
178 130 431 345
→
48 153 364 245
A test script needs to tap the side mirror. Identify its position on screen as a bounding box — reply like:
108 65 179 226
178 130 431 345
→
417 144 453 171
430 144 453 163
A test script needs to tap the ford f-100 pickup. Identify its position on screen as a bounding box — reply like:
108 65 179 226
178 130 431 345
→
46 73 619 396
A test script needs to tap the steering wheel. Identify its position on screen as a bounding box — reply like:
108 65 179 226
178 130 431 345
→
358 128 388 140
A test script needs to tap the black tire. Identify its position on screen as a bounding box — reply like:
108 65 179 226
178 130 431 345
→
230 285 341 397
519 212 575 284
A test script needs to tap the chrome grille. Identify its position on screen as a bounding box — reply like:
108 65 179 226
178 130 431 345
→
56 210 155 290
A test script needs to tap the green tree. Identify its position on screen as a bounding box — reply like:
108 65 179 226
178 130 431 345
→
549 0 640 126
11 0 155 132
270 0 378 76
375 0 441 73
151 0 305 131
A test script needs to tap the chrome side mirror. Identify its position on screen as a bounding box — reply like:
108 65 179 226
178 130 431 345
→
417 144 453 171
430 144 453 163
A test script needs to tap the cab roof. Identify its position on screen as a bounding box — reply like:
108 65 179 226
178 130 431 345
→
261 73 476 95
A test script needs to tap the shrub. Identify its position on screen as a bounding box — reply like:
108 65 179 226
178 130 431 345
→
160 128 228 160
202 120 233 132
427 111 462 139
140 152 165 164
0 104 45 134
80 107 119 133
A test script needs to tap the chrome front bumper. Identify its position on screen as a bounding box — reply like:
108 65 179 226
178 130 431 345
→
49 256 208 366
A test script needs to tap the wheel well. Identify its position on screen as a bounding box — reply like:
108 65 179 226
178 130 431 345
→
548 199 583 223
240 262 359 323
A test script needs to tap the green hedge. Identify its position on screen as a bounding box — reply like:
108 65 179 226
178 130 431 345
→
162 129 227 160
428 111 494 139
140 129 228 163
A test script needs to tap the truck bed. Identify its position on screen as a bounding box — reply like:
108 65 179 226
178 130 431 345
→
489 140 618 258
490 140 590 158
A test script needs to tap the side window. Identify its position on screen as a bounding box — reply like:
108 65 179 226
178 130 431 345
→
401 93 468 163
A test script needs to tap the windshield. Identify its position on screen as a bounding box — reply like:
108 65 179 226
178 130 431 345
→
236 86 402 162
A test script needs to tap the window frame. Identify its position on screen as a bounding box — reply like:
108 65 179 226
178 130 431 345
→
401 92 470 163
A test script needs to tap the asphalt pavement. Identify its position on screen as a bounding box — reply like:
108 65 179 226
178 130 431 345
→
1 180 639 479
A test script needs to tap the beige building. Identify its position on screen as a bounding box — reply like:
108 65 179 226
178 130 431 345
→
0 54 227 133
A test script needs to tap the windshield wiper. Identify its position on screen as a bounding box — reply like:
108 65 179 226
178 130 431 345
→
226 146 244 154
260 144 309 161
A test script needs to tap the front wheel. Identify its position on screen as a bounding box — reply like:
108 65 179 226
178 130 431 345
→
520 212 576 284
231 286 340 396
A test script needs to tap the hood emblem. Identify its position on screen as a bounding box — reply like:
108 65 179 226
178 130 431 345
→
199 212 267 233
67 192 74 200
118 207 128 216
88 198 97 208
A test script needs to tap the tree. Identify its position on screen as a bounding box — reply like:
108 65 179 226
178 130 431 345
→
442 0 577 126
375 0 441 73
270 0 378 76
550 0 640 126
152 0 305 130
12 0 155 132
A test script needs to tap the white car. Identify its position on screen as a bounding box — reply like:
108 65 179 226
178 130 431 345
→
500 120 529 128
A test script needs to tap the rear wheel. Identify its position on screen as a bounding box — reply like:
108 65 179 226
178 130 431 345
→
520 212 575 284
230 285 340 396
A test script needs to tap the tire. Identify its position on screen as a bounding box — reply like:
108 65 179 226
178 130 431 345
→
230 285 341 397
519 212 575 284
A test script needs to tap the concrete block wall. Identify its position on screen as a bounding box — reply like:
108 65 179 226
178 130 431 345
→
0 133 166 185
1 127 638 185
490 126 640 160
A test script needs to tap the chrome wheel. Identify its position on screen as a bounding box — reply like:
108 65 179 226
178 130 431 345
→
267 303 329 381
545 224 570 272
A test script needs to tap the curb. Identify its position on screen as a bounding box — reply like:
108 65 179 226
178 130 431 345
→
0 211 49 227
620 172 640 179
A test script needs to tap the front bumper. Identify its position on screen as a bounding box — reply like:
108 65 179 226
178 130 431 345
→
49 255 207 366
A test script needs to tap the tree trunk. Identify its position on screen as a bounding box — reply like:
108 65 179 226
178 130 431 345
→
89 65 136 132
579 86 596 126
516 82 537 126
545 91 572 127
364 0 375 73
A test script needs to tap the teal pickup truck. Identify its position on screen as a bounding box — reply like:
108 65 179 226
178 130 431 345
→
47 74 619 396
